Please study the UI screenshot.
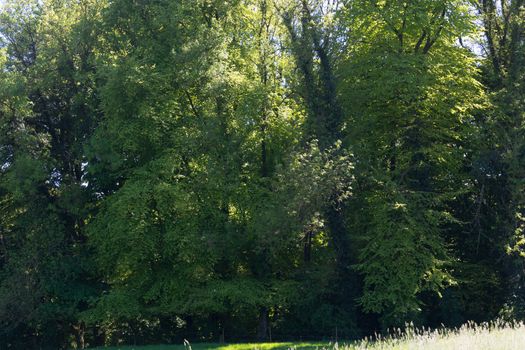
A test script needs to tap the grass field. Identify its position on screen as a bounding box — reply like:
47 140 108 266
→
90 343 330 350
90 321 525 350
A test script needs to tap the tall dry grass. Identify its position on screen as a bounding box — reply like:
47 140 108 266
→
327 320 525 350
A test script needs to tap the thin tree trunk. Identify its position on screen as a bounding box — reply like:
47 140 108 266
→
256 307 269 341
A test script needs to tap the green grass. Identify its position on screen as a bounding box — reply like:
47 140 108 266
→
89 342 331 350
90 321 525 349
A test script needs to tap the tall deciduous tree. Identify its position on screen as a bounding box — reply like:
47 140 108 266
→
338 0 487 327
474 0 525 318
0 0 104 347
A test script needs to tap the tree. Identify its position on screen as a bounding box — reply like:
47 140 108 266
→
338 0 487 327
474 0 525 318
0 0 104 347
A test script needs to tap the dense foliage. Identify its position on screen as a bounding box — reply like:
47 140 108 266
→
0 0 523 348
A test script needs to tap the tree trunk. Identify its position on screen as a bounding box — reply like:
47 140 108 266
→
256 307 269 341
73 322 85 349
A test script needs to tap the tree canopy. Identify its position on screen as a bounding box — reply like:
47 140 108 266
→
0 0 524 348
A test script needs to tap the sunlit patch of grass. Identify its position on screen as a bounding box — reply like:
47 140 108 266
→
350 320 525 350
89 341 331 350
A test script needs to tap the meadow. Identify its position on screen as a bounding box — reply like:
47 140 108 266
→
90 321 525 350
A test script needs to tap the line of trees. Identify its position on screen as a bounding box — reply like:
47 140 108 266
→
0 0 523 348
